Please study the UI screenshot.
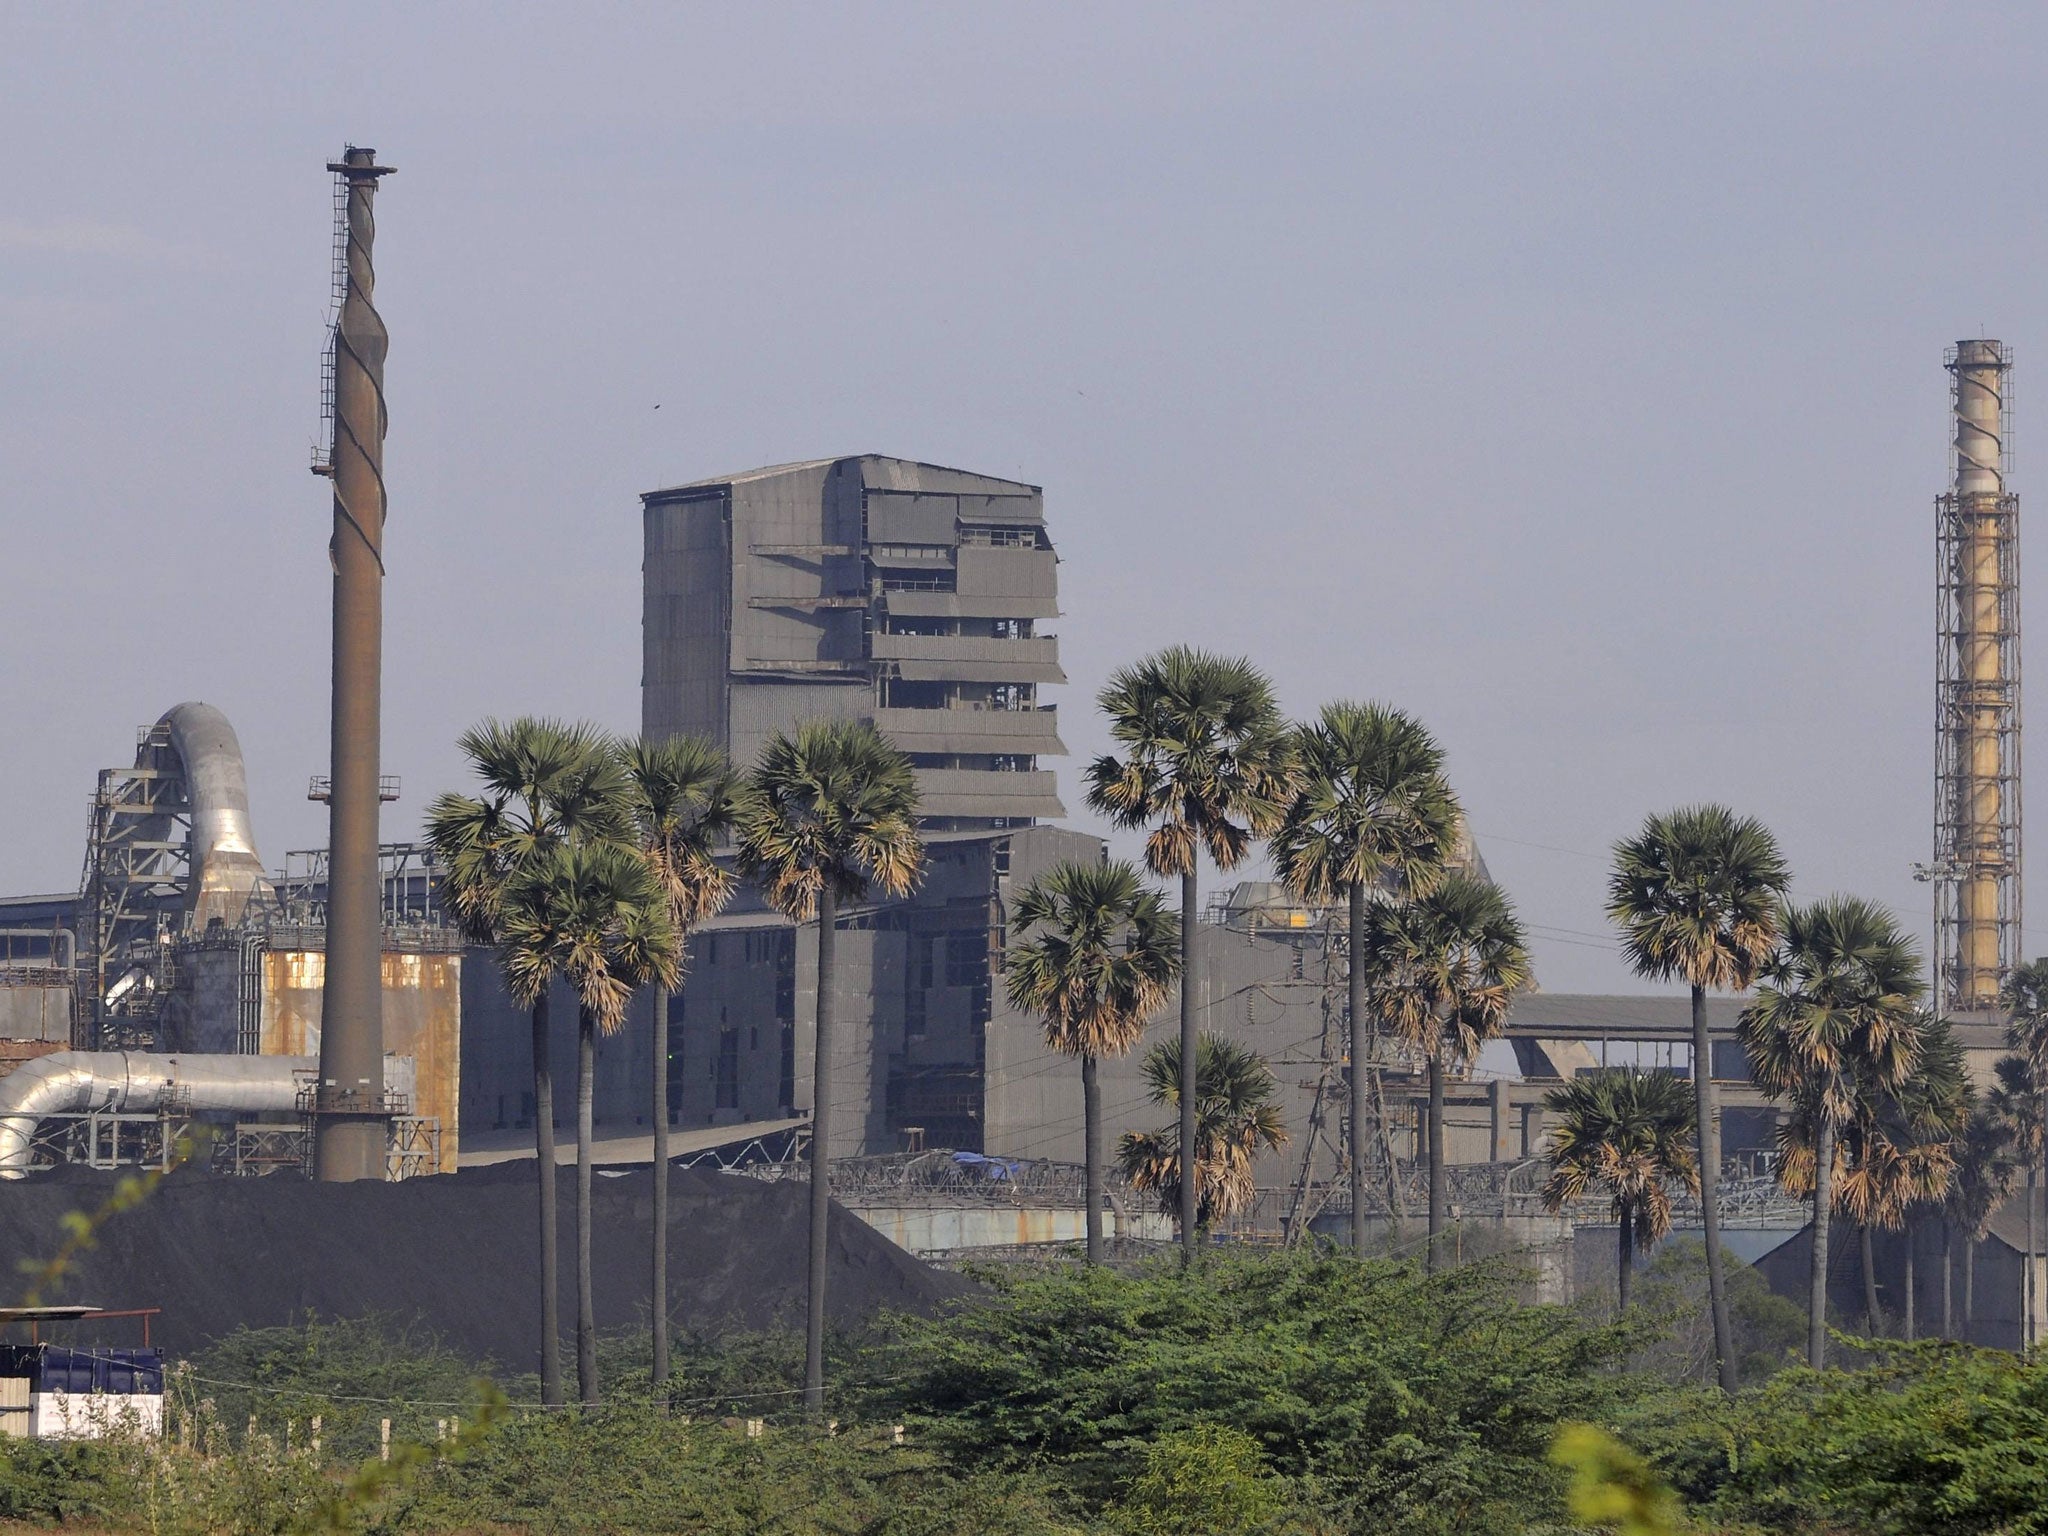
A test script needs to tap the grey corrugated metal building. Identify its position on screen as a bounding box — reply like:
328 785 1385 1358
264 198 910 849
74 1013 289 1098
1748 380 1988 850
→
641 455 1065 828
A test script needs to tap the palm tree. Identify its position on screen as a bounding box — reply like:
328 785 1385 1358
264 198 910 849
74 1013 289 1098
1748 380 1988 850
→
1738 896 1924 1368
1541 1068 1699 1311
1607 806 1788 1392
1004 860 1180 1262
2002 960 2048 1349
1833 1019 1965 1337
1270 702 1461 1257
1992 1053 2046 1350
1118 1033 1289 1230
1359 872 1530 1270
2004 958 2048 1075
425 717 631 1407
621 734 736 1396
735 719 922 1414
1944 1086 2023 1339
501 840 680 1406
1085 647 1296 1257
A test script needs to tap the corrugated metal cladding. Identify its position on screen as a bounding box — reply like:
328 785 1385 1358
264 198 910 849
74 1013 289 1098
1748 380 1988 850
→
261 950 462 1173
640 454 1065 828
881 591 1060 620
867 495 958 545
0 984 69 1046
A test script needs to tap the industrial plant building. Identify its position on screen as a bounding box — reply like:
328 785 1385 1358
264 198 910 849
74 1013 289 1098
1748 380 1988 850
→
0 704 460 1178
461 454 1083 1156
2 345 2043 1338
642 455 1065 828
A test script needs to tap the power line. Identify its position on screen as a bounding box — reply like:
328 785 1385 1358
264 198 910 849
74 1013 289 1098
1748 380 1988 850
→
1471 828 1608 863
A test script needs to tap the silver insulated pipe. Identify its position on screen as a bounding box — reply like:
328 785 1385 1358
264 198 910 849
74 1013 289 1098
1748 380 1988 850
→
157 702 276 929
0 1052 313 1178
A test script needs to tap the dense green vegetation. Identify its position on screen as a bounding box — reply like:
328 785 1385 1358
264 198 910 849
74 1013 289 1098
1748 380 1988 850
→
5 1244 2042 1534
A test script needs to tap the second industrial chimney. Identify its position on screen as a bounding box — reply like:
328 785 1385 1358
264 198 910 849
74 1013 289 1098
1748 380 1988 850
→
313 146 396 1180
1933 340 2023 1016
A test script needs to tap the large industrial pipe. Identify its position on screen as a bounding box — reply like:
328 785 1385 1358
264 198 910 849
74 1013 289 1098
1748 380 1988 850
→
0 1052 314 1178
316 147 395 1182
158 703 276 928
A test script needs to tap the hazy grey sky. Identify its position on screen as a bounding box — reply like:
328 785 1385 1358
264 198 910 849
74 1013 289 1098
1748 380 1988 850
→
6 4 2045 992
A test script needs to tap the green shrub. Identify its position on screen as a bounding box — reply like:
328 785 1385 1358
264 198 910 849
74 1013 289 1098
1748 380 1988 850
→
1724 1341 2048 1534
381 1414 1084 1535
1621 1239 1806 1387
0 1437 131 1523
1112 1424 1282 1536
859 1249 1638 1533
183 1313 498 1464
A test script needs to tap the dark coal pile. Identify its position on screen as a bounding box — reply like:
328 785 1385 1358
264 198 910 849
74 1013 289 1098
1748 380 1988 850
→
0 1161 970 1369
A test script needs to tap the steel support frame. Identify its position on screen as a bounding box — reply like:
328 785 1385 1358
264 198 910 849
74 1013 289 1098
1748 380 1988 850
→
76 721 190 1050
1934 342 2023 1014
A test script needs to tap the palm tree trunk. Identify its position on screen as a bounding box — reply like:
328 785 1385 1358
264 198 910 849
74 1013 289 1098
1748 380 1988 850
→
1083 1053 1103 1264
1349 883 1369 1257
2028 1165 2039 1353
1860 1222 1879 1336
2039 1093 2048 1350
531 993 562 1408
576 1005 598 1406
1426 1049 1446 1273
1691 983 1737 1394
1810 1111 1834 1369
1375 1062 1404 1236
1964 1228 1978 1340
1179 867 1200 1260
1903 1217 1916 1341
1942 1221 1954 1338
652 978 672 1403
1617 1199 1635 1313
805 886 836 1415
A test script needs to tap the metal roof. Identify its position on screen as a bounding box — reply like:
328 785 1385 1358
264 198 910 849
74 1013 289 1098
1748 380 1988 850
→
457 1116 810 1168
643 454 1042 500
643 457 843 496
1505 992 1751 1039
0 1307 106 1322
1988 1183 2047 1254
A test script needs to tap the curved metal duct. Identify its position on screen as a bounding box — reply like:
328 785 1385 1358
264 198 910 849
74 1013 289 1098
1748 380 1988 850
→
0 1052 313 1178
155 703 276 928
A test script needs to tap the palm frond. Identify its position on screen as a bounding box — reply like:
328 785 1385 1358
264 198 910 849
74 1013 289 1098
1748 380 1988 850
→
1357 873 1531 1066
1607 805 1788 993
1005 860 1182 1061
1541 1068 1699 1228
1084 646 1297 879
1122 1031 1290 1227
734 719 925 921
1271 701 1463 906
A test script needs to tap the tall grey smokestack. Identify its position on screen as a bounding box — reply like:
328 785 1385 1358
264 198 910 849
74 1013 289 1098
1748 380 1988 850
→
315 146 395 1181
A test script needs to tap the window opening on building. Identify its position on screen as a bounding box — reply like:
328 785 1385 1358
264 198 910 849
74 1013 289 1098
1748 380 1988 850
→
715 1028 740 1109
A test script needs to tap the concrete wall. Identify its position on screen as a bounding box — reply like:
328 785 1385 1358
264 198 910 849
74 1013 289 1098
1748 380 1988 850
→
846 1203 1171 1254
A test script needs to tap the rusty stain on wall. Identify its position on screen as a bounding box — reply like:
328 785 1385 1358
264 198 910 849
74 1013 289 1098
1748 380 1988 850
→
261 950 461 1172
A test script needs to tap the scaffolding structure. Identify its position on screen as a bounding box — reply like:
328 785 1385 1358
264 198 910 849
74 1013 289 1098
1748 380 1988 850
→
75 721 191 1050
1933 341 2023 1014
